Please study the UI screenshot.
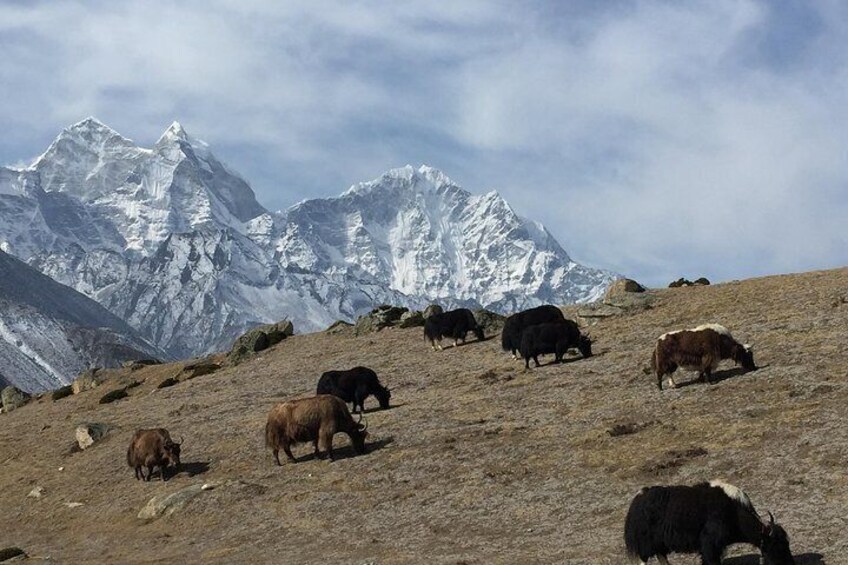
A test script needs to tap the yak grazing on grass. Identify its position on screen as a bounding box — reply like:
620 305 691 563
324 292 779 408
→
265 395 368 465
126 428 182 481
651 323 756 390
316 366 390 414
519 320 592 369
624 480 794 565
501 305 566 359
424 308 484 351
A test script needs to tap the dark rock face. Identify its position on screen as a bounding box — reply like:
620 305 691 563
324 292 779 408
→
354 305 409 336
227 319 293 365
473 309 505 335
398 310 425 328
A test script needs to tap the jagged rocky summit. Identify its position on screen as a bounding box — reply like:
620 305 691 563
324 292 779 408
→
0 118 616 361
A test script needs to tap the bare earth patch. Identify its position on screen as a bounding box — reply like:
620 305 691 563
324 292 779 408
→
0 268 846 563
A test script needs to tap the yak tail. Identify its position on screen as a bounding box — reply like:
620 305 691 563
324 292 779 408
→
265 420 281 449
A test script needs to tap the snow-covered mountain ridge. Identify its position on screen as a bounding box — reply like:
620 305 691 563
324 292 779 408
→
0 118 616 358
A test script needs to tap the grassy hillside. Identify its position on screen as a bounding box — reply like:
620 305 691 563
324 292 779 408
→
1 268 845 564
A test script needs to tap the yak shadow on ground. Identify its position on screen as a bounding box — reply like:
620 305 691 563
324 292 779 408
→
290 435 395 463
450 336 495 348
359 403 406 414
179 461 211 478
724 553 824 565
675 366 756 388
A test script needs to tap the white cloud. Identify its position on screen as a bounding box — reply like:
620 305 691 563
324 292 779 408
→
1 0 846 285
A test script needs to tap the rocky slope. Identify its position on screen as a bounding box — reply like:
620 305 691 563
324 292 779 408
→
0 251 163 393
0 120 614 357
0 268 843 562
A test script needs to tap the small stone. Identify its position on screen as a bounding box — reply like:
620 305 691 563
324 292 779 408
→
27 486 44 499
64 502 84 508
58 467 64 472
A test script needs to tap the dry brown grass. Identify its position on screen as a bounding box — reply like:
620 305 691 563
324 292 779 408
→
1 268 846 564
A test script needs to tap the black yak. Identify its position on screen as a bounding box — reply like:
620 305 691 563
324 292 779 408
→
624 480 794 565
424 308 484 351
519 320 592 369
316 366 390 413
501 305 566 359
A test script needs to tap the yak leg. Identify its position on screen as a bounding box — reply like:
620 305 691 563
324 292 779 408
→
145 465 155 482
272 449 282 466
534 355 541 368
282 441 296 463
320 428 336 461
657 556 670 565
313 439 321 459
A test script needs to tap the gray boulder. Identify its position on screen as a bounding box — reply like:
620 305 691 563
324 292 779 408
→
72 368 106 394
354 305 409 336
1 386 31 412
398 310 425 328
473 309 505 335
75 422 112 450
228 319 293 365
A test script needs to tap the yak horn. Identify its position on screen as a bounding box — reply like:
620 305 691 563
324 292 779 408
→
768 511 775 526
362 416 369 432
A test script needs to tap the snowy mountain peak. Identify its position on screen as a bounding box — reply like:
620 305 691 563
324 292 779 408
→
345 164 459 197
1 120 616 360
156 120 189 145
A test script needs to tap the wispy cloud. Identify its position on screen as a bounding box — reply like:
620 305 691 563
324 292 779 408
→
1 0 846 285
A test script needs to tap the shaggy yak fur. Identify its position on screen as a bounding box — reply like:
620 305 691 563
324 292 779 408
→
651 323 756 390
126 428 182 481
624 480 794 565
423 308 485 350
265 395 368 465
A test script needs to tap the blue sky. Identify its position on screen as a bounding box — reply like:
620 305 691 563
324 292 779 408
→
1 1 846 286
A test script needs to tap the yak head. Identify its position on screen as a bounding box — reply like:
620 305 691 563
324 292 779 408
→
734 343 757 371
375 385 391 409
760 513 795 565
473 326 485 341
578 335 593 358
164 437 182 469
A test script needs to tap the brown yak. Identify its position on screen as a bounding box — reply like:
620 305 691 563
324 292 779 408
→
265 395 368 465
651 323 757 390
126 428 182 481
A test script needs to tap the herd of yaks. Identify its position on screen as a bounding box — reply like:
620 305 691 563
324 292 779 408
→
125 304 797 564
